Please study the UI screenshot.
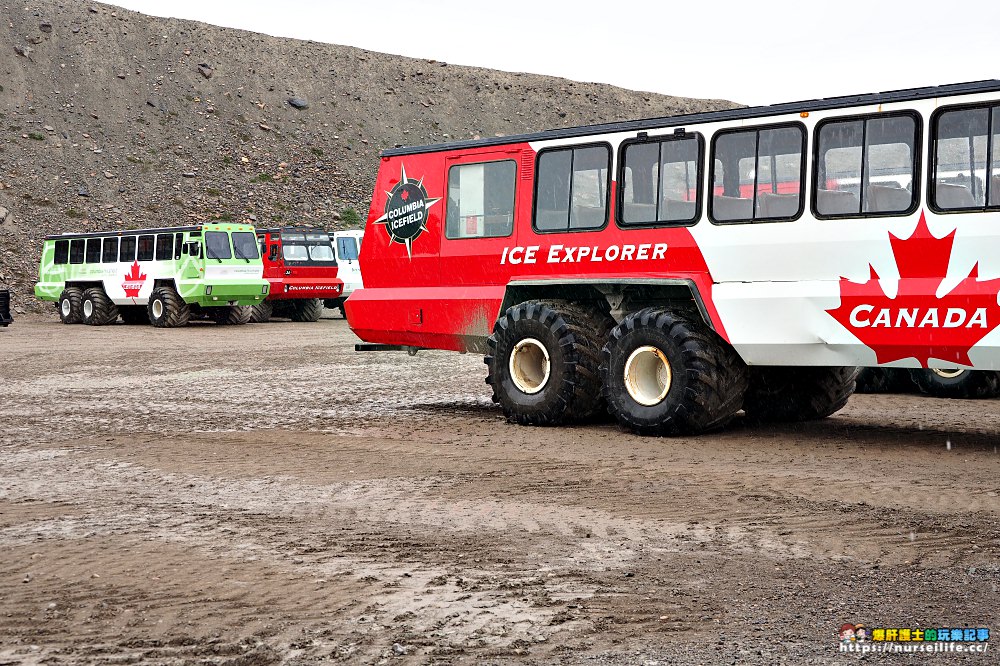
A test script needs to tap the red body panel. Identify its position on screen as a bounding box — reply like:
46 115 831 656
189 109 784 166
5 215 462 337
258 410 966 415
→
349 143 723 351
258 230 343 301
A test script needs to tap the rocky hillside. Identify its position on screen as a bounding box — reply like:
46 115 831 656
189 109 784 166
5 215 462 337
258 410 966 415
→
0 0 736 314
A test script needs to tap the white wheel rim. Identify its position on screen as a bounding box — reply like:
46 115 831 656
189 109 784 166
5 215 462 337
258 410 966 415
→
152 299 164 319
83 300 93 318
624 345 672 406
509 338 550 394
931 368 965 379
61 299 71 317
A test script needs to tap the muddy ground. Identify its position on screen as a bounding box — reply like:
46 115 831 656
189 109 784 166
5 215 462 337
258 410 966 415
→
0 316 998 665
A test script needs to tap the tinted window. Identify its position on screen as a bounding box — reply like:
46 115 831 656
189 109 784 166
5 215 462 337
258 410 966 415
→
155 234 173 261
174 233 183 260
232 232 259 259
815 113 917 216
711 125 804 223
932 106 1000 210
102 237 119 263
534 145 610 232
70 239 85 264
446 160 516 239
621 135 701 226
137 235 155 261
337 237 358 261
120 236 137 262
85 238 102 263
54 240 69 265
205 231 232 259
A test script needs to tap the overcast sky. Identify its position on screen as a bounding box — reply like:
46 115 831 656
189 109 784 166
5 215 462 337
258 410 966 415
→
113 0 999 107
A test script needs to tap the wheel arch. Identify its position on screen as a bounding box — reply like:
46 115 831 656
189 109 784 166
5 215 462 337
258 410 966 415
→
498 279 718 332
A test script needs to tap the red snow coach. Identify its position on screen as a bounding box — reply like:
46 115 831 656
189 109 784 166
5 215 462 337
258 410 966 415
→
348 81 1000 435
253 227 342 323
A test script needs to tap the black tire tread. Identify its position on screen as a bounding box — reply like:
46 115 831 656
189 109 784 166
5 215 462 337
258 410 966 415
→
148 286 191 328
743 366 858 423
250 300 273 323
484 300 612 425
600 307 748 435
57 287 84 324
211 305 252 325
290 298 324 322
82 287 119 326
909 369 1000 399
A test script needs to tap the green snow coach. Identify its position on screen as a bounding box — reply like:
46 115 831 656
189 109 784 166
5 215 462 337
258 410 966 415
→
35 223 270 327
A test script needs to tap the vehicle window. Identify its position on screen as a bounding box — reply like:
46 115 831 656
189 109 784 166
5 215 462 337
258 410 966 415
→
711 125 804 223
154 234 173 261
815 113 917 216
174 233 183 260
534 144 610 232
85 238 102 263
137 235 155 261
70 239 85 264
102 237 119 263
120 236 137 262
621 135 701 226
268 244 279 261
282 244 308 261
446 160 516 239
932 106 1000 210
232 232 259 259
205 231 232 259
337 237 358 261
54 240 69 265
308 244 334 261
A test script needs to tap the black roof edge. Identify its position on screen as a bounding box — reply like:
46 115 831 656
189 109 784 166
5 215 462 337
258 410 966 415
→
382 79 1000 157
255 226 331 235
43 225 205 241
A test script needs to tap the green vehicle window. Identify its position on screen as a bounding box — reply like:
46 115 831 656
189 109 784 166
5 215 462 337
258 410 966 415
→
54 240 69 265
205 231 232 259
232 232 259 259
70 239 85 264
85 238 102 263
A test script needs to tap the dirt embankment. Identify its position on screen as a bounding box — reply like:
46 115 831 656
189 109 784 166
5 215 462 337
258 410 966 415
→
0 0 736 314
1 320 997 664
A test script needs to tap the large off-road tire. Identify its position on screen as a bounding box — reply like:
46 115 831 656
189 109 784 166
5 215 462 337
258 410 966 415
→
600 307 748 436
209 305 253 325
57 287 84 324
119 306 149 325
81 287 119 326
743 366 858 423
485 300 613 425
147 286 191 328
909 368 1000 399
855 368 915 393
290 298 324 322
250 300 273 323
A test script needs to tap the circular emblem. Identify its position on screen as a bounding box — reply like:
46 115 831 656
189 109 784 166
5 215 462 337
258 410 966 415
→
373 165 441 258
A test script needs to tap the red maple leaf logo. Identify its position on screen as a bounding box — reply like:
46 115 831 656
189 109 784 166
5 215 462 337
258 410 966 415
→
121 260 147 298
401 189 410 201
826 212 1000 367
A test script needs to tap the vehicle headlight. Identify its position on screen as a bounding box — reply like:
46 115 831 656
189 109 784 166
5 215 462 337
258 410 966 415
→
205 285 213 295
262 285 269 294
